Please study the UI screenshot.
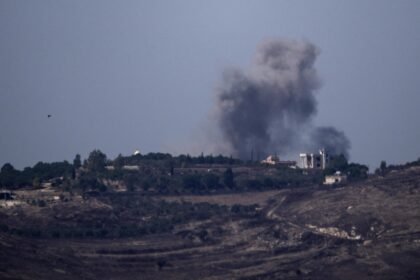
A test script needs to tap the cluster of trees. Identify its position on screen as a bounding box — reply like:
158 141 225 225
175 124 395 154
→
181 167 322 193
99 168 235 194
0 148 246 192
0 150 239 191
237 173 323 190
0 161 74 188
374 157 420 176
182 168 235 192
0 149 378 192
325 154 420 180
121 153 242 166
324 154 369 181
0 149 109 189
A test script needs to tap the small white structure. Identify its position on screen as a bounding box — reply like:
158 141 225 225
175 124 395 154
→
106 165 140 171
122 165 140 171
133 150 141 156
300 149 330 170
324 171 347 185
261 155 297 167
261 155 280 165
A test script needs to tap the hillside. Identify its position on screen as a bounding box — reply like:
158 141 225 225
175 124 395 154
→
0 166 419 279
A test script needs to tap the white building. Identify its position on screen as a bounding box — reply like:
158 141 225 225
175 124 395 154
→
261 155 297 167
299 149 330 170
261 155 280 165
324 171 347 185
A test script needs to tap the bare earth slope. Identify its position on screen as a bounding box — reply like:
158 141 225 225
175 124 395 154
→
1 167 420 279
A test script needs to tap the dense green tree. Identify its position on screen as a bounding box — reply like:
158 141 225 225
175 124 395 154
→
380 160 387 170
123 173 138 191
263 177 274 188
183 174 203 191
30 161 73 181
197 152 205 164
77 173 107 192
0 163 19 187
325 154 348 175
203 173 220 189
246 179 262 190
375 160 388 176
140 177 154 191
1 163 15 173
204 155 214 164
73 154 82 169
223 168 235 188
114 154 125 170
86 150 107 173
347 163 369 181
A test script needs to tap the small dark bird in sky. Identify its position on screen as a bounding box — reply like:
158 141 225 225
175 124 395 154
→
47 114 52 118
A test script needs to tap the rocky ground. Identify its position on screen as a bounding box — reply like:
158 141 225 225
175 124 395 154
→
1 166 420 279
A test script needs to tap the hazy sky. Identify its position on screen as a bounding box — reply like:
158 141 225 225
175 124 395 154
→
1 1 420 170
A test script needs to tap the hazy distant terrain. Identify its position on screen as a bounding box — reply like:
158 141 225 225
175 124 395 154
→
1 163 419 279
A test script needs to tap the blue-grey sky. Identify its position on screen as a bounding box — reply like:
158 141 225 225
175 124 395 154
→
1 1 420 170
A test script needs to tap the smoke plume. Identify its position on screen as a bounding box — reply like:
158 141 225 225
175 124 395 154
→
309 127 350 158
213 39 350 159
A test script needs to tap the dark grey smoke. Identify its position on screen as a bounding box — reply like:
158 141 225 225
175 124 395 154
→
309 127 351 158
214 39 350 159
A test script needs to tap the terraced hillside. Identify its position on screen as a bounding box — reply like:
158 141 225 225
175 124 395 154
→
1 166 420 279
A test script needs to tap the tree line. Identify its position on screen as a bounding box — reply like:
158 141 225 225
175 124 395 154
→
0 151 241 189
0 149 374 192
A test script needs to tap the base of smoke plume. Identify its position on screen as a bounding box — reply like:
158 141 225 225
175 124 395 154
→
211 39 351 159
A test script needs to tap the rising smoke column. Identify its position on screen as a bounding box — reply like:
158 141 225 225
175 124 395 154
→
214 39 350 159
309 127 350 158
